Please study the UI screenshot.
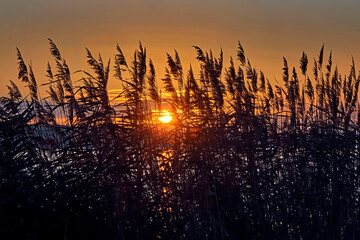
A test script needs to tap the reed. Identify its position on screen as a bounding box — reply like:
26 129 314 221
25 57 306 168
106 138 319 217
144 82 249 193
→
1 40 360 239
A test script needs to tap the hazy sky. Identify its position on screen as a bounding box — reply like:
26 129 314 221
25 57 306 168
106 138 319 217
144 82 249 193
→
1 0 360 95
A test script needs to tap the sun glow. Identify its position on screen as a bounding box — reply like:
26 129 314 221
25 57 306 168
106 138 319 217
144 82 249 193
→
158 111 172 123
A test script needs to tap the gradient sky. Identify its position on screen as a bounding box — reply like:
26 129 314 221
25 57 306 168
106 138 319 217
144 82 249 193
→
1 0 360 96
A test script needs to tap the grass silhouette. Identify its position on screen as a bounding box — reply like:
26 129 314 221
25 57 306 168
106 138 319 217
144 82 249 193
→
1 39 360 239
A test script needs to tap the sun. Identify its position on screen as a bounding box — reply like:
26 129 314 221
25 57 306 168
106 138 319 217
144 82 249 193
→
158 111 173 123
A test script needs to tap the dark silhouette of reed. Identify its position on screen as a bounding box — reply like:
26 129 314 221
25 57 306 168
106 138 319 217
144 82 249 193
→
1 39 360 239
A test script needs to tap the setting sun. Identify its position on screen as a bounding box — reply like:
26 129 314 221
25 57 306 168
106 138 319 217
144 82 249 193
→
158 111 172 123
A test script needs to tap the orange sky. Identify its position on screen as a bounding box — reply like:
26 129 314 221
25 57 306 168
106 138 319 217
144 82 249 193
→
1 0 360 96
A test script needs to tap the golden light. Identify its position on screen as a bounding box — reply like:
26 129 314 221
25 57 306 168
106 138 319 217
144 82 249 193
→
158 111 172 123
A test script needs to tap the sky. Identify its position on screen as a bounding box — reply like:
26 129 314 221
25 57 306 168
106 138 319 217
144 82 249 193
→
1 0 360 96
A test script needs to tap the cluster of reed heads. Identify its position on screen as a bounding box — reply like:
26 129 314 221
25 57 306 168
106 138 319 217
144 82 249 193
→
1 39 360 239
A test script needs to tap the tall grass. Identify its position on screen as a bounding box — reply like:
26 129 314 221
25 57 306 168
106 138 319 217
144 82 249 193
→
1 39 360 239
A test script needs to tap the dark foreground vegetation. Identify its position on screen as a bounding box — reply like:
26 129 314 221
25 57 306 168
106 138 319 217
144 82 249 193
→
1 39 360 239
